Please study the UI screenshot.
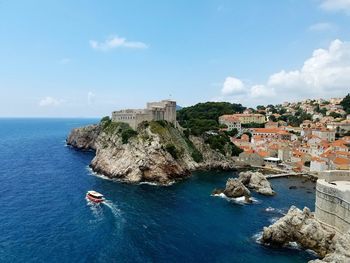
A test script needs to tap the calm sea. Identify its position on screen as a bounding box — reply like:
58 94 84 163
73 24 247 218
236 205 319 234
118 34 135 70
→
0 119 317 262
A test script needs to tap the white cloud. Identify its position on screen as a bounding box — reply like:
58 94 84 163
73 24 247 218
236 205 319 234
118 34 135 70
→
250 85 275 98
221 76 246 95
87 91 96 105
308 22 335 31
320 0 350 14
218 39 350 106
39 97 62 107
90 35 148 51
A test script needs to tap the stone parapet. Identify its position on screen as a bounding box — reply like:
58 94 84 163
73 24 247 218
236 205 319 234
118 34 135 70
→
315 175 350 233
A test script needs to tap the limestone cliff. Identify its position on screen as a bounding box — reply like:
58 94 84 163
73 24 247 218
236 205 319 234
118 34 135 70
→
67 119 235 185
261 206 350 263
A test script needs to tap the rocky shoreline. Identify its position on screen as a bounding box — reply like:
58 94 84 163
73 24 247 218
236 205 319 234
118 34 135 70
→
67 120 236 185
261 206 350 263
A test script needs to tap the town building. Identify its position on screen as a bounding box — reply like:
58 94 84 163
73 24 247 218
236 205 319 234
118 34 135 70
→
218 115 242 132
311 129 335 142
223 113 266 124
112 100 177 130
252 128 292 141
327 120 350 134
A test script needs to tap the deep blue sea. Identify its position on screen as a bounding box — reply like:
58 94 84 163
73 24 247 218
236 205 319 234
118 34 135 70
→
0 119 318 263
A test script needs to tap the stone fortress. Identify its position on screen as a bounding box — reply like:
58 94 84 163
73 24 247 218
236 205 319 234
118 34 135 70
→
315 170 350 233
112 99 177 130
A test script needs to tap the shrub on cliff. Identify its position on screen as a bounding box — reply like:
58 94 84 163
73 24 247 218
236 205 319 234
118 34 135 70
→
121 129 138 144
165 143 178 159
205 133 230 155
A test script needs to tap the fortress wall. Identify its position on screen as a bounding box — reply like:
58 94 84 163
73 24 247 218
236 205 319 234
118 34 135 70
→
315 174 350 233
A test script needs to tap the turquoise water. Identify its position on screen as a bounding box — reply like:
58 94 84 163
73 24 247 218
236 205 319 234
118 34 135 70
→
0 119 317 262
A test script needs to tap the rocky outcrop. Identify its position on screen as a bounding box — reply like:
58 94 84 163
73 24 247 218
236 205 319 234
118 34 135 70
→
66 125 100 150
212 178 252 203
223 178 251 199
262 206 335 257
67 120 235 185
261 206 350 262
309 230 350 263
238 171 275 196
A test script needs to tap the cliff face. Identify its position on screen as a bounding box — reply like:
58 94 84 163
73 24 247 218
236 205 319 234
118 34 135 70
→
67 120 235 185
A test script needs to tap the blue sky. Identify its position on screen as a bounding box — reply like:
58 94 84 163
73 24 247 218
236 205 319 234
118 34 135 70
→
1 0 350 117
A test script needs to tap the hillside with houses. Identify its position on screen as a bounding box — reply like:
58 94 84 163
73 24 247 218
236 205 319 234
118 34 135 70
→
214 94 350 174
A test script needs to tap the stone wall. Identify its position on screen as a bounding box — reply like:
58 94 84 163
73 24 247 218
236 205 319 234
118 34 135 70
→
315 171 350 233
112 100 176 130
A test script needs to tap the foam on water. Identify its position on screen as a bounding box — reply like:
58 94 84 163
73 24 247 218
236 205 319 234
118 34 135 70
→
139 181 175 186
264 206 286 215
86 166 114 181
268 217 280 224
86 197 104 222
252 231 263 244
212 193 259 205
265 207 275 212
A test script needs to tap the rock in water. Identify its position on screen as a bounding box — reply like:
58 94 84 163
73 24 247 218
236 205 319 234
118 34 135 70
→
262 206 350 262
261 206 340 260
223 178 251 199
238 171 275 196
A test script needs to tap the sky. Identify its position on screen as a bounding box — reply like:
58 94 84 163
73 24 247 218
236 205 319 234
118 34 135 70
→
1 0 350 117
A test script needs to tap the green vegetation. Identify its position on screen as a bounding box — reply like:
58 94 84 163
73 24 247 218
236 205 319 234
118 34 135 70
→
100 116 137 143
241 122 265 128
177 102 245 135
231 143 244 156
100 116 111 123
225 128 238 137
269 115 277 122
149 120 168 136
204 132 243 156
276 109 312 127
340 94 350 114
121 129 138 144
165 143 179 159
329 112 343 119
205 134 229 155
150 120 203 163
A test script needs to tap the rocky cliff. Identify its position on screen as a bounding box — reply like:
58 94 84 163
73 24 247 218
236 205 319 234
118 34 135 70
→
261 206 350 263
67 119 236 185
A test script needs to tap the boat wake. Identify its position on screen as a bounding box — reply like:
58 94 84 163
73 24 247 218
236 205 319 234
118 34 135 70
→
86 197 123 227
86 197 104 221
102 200 122 218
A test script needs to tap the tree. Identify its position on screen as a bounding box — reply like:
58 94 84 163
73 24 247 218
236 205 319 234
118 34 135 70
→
225 128 238 137
329 112 342 119
269 115 277 122
340 94 350 114
257 105 266 110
